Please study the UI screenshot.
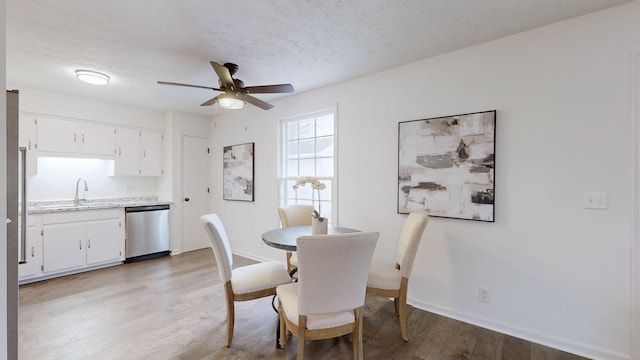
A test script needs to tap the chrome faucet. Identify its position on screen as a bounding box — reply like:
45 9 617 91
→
74 178 88 205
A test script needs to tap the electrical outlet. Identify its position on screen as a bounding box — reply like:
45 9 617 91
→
582 192 608 209
478 288 491 303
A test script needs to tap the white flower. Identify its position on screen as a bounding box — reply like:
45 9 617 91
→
292 176 326 218
292 176 326 191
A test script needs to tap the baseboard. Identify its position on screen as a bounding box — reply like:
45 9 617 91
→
408 296 631 360
233 249 275 264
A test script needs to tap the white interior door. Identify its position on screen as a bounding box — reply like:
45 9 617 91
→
181 135 210 252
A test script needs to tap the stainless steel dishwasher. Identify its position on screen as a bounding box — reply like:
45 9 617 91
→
125 204 170 263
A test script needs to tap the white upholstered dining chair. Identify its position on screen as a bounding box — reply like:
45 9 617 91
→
200 213 292 347
277 204 314 273
366 211 428 341
276 231 379 360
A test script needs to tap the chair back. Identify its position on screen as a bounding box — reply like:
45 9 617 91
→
200 213 234 283
395 212 429 278
297 231 379 315
278 204 315 227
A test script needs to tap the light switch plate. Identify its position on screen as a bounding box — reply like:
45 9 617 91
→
583 192 608 209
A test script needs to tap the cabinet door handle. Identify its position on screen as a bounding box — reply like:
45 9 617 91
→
82 134 85 143
31 246 34 257
119 148 121 156
74 133 77 143
79 240 82 250
88 239 91 249
143 149 146 158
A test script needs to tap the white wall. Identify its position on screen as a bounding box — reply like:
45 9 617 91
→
210 3 639 359
165 111 211 253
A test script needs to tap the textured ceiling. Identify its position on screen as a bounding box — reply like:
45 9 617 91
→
6 0 631 116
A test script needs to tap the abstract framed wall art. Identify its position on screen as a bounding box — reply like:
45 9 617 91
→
223 142 255 202
398 110 495 222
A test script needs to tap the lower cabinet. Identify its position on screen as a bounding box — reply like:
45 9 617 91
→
31 209 125 280
18 215 40 280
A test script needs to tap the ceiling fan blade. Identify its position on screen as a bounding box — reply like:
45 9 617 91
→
237 93 274 110
243 84 294 94
200 94 223 107
157 81 222 91
210 61 235 89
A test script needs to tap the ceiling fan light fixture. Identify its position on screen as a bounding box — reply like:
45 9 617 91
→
218 96 244 110
75 70 110 85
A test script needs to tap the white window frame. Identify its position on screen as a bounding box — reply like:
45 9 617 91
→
277 108 337 225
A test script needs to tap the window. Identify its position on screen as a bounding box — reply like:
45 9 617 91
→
279 109 336 223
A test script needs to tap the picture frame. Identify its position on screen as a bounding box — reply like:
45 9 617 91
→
398 110 495 222
223 142 255 202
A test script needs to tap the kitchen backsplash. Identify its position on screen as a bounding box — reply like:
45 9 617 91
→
28 157 159 201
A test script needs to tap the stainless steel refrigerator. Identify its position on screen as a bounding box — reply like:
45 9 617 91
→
6 89 20 359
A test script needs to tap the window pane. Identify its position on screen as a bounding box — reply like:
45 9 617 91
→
299 158 315 176
298 138 315 158
316 114 334 137
320 179 332 201
294 183 313 200
299 119 315 139
286 140 299 159
286 160 299 177
316 157 333 177
316 136 333 157
286 122 298 140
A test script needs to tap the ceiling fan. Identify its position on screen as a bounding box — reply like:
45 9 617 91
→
157 61 294 110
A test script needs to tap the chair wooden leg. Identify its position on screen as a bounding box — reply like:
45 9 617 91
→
398 278 409 342
297 315 307 360
224 281 235 347
353 308 364 360
278 302 287 349
394 297 399 315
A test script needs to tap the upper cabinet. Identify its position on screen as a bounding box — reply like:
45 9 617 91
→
115 128 164 176
18 114 165 177
36 117 115 158
140 130 163 176
18 115 38 176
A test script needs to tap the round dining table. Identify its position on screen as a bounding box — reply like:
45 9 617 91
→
261 225 359 251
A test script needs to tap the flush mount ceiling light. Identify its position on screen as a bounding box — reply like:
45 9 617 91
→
218 96 244 110
75 70 110 85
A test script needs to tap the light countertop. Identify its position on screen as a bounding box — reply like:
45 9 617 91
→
28 197 171 214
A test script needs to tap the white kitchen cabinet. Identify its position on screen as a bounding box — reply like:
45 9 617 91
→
42 221 85 274
36 116 115 158
81 122 117 157
41 209 124 276
115 128 164 176
114 127 140 175
86 218 122 265
18 215 41 280
140 130 163 176
18 115 38 176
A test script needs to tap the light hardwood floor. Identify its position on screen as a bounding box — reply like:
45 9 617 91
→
18 249 589 360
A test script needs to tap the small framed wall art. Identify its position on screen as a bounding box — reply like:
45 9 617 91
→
398 110 495 222
223 142 255 202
